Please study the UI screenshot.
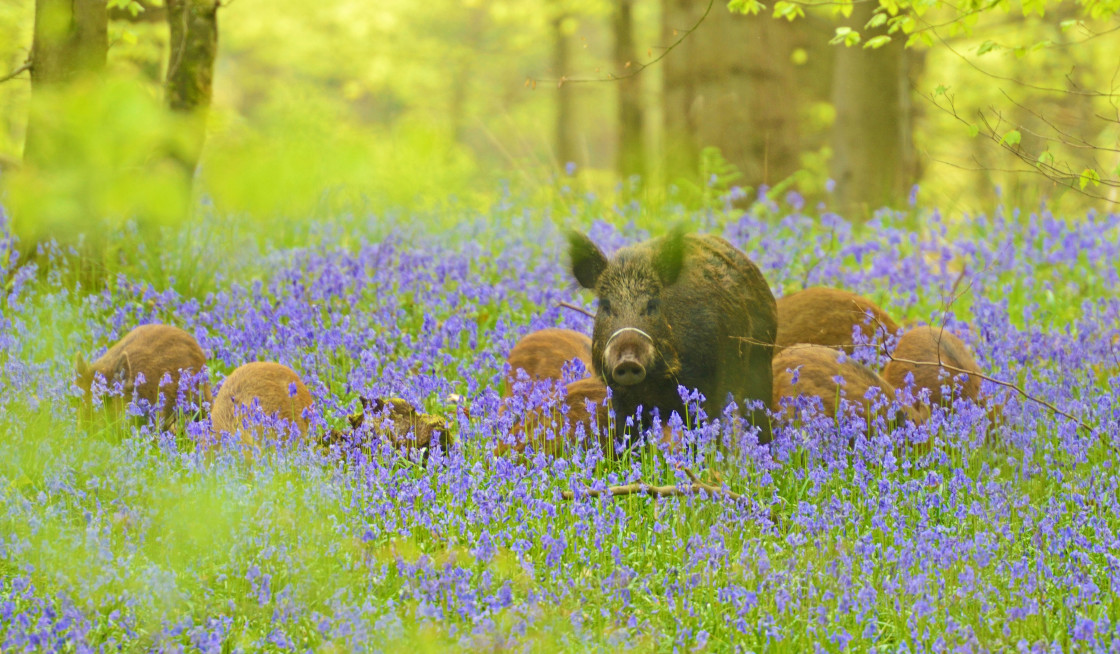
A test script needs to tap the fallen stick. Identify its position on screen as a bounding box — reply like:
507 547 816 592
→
561 468 744 501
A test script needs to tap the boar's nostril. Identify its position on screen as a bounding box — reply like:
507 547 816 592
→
612 359 646 386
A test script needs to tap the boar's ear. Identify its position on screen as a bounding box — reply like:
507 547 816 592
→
653 227 687 287
112 352 135 388
567 231 607 290
74 353 90 378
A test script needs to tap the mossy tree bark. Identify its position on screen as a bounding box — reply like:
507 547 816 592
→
165 0 219 179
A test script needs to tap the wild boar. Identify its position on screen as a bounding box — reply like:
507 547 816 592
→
334 396 453 460
496 377 612 459
882 325 982 407
775 286 900 353
503 328 593 397
568 229 778 443
75 323 210 425
772 344 928 425
211 361 313 445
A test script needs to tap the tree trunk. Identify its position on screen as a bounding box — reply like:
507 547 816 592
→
553 13 576 171
614 0 644 182
23 0 108 165
829 2 915 214
165 0 219 178
662 0 800 189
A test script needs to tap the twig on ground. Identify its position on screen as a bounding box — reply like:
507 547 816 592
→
561 468 744 501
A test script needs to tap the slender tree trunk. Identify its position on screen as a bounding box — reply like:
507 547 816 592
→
449 7 485 143
661 0 800 189
830 1 915 214
24 0 108 165
553 13 576 171
614 0 644 182
165 0 219 178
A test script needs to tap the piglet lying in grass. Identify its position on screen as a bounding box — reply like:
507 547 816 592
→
320 396 454 465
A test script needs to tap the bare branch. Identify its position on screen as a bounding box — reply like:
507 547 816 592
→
917 88 1120 204
0 61 31 84
884 353 1113 451
557 301 595 319
928 26 1120 98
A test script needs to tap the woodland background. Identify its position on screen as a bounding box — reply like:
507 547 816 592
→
0 0 1118 245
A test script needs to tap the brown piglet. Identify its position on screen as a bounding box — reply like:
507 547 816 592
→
772 344 928 426
776 287 900 353
504 328 593 397
882 325 983 408
497 377 612 459
211 362 313 446
75 323 210 425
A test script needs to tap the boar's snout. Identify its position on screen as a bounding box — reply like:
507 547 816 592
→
612 356 646 386
604 328 655 387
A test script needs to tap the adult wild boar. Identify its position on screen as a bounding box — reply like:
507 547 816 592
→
503 328 593 397
568 229 777 443
775 286 900 353
75 323 210 425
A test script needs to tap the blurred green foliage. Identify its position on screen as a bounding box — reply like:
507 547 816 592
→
0 0 1117 260
7 77 193 242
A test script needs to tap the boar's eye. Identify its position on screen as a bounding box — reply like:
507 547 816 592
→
599 299 613 315
643 298 661 316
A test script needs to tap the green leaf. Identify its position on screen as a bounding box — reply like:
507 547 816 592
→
1000 129 1021 147
1080 168 1101 189
1037 151 1054 166
977 40 999 55
864 35 892 49
865 12 888 29
933 84 949 96
968 124 980 138
1059 19 1079 31
773 2 806 21
727 0 766 15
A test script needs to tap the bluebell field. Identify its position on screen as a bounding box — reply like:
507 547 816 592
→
1 187 1119 652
